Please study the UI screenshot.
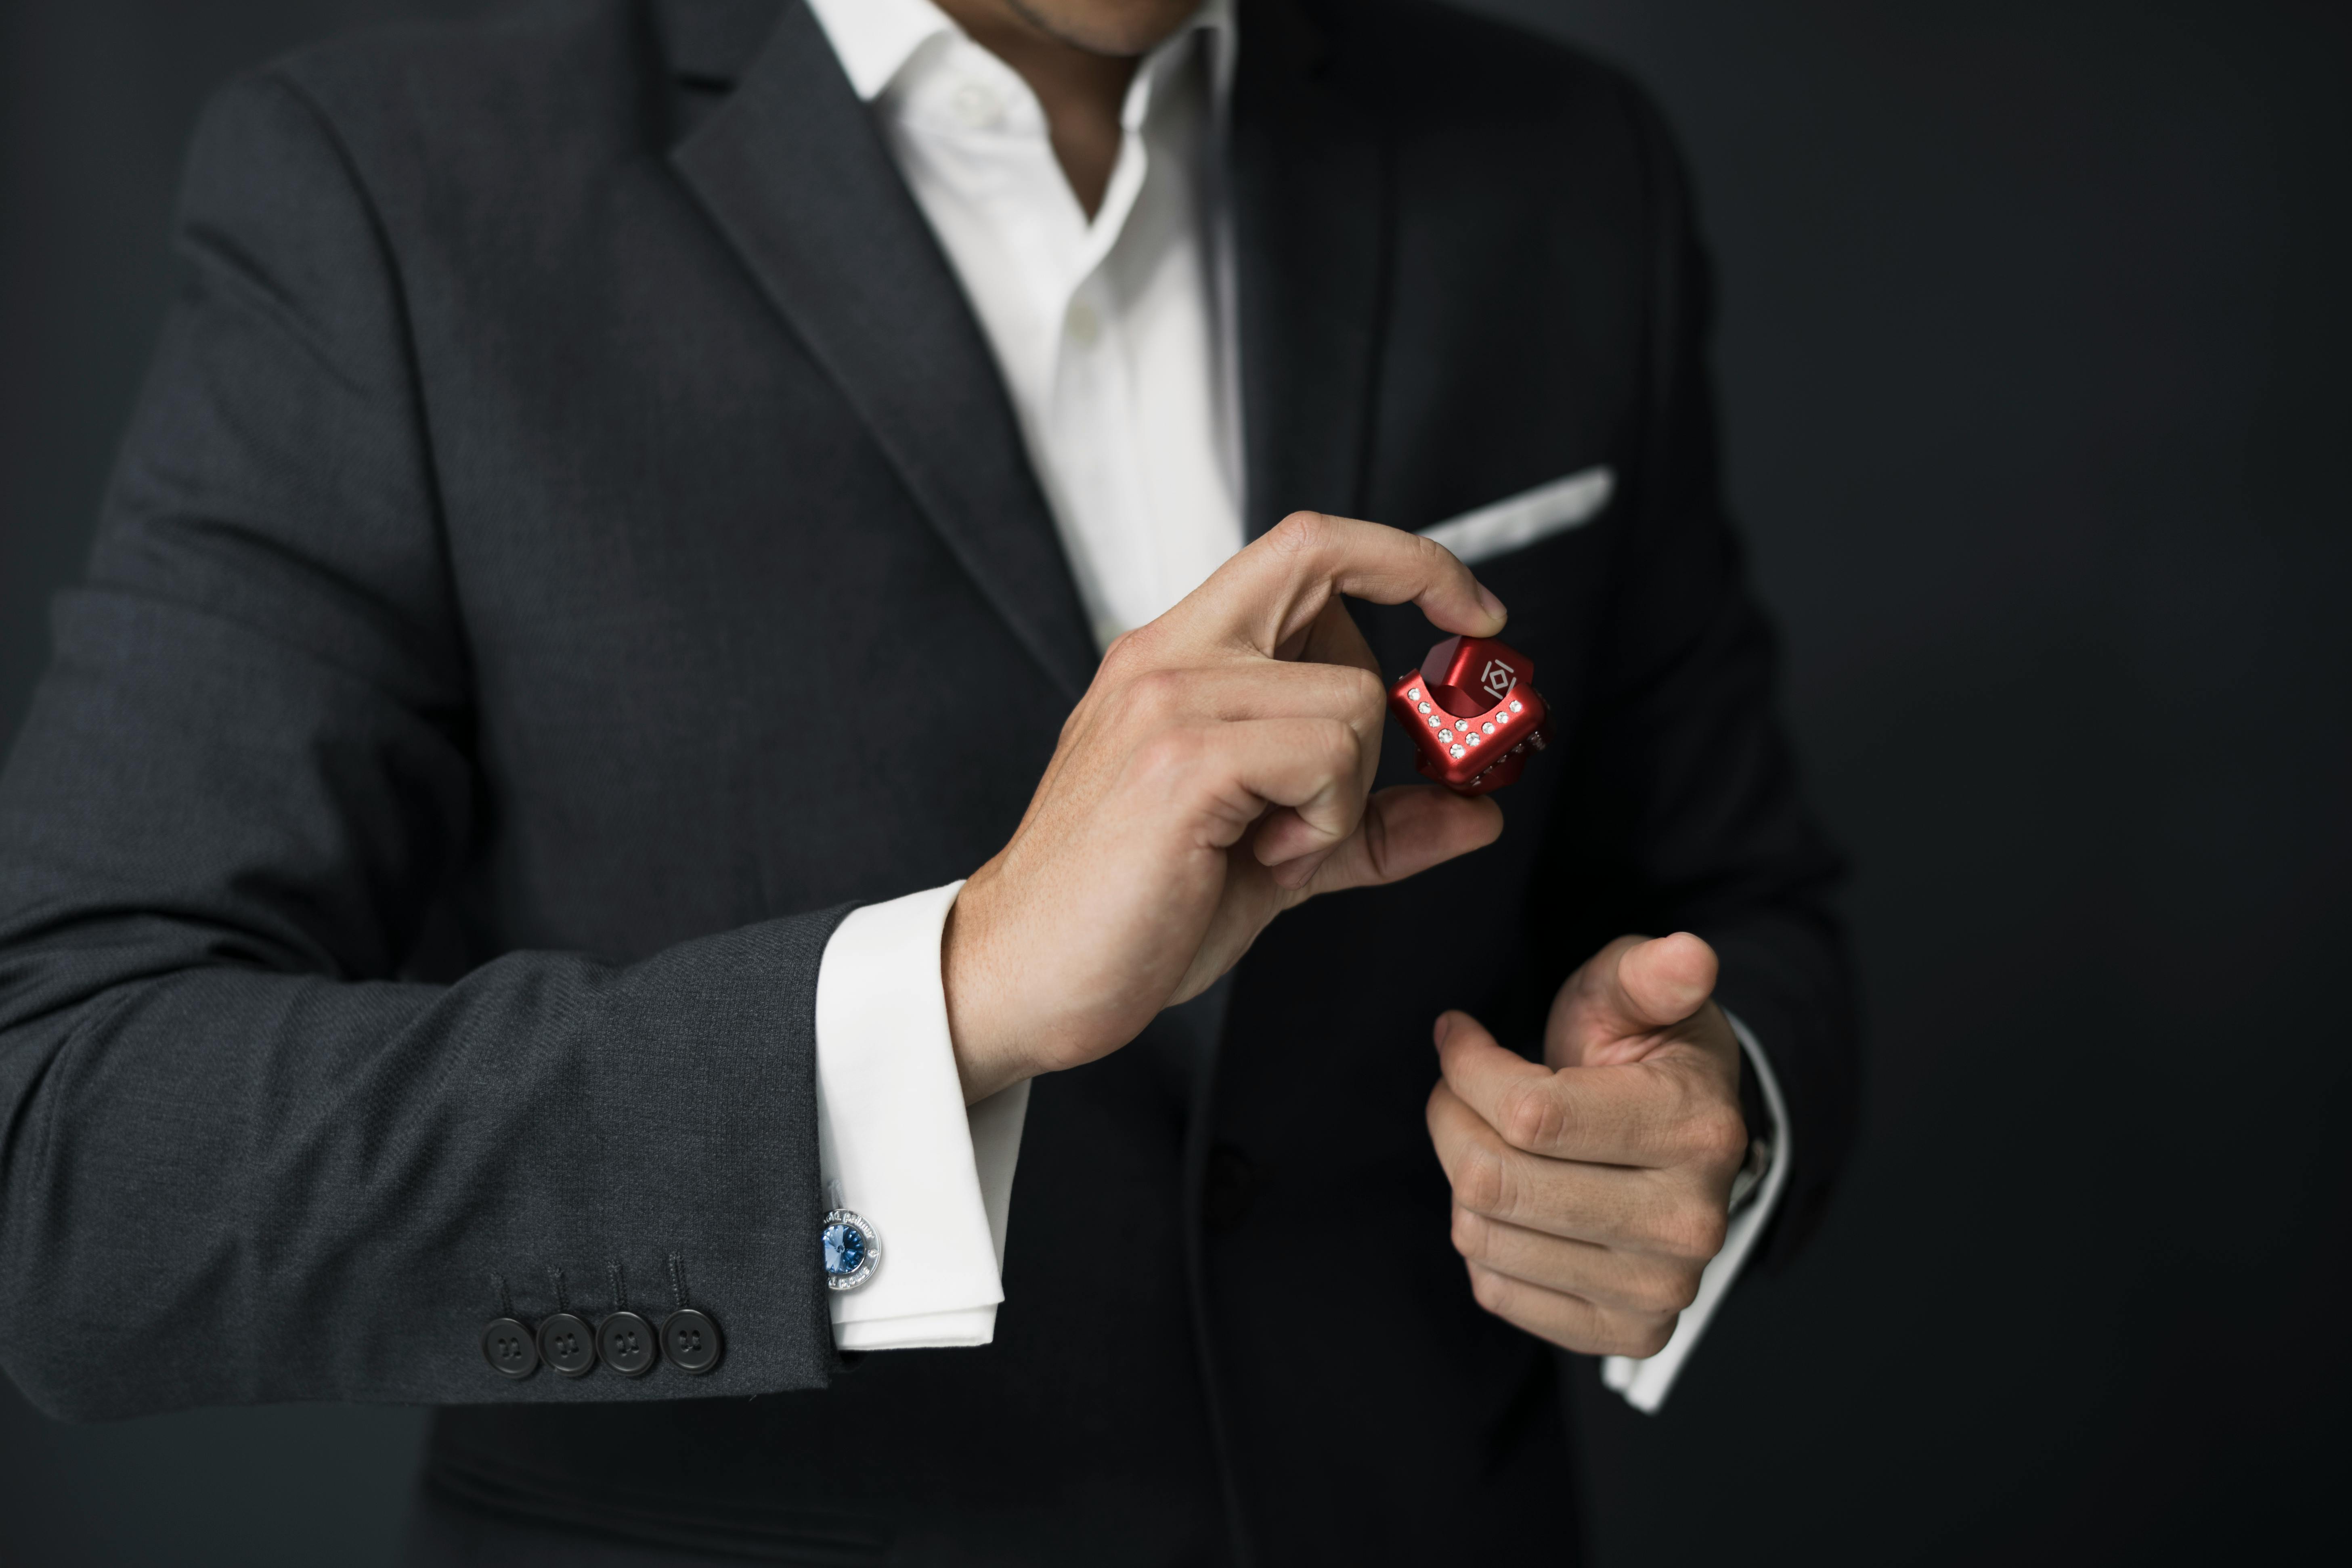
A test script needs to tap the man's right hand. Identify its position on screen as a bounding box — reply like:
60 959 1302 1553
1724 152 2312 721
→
943 511 1511 1102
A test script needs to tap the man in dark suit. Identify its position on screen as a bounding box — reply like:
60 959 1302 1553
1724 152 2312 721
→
0 0 1854 1560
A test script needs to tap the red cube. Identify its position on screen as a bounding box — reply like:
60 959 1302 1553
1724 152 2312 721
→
1386 636 1551 795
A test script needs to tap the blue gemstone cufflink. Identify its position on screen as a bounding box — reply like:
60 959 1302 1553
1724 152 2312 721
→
823 1208 880 1292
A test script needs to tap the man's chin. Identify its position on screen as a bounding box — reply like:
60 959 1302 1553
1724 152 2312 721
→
1002 0 1204 59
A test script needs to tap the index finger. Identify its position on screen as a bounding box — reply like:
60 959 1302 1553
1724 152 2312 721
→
1168 511 1506 659
1435 1010 1739 1170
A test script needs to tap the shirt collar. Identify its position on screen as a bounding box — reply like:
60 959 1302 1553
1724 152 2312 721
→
805 0 1235 111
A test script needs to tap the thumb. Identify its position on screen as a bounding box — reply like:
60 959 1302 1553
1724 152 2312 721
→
1547 932 1718 1067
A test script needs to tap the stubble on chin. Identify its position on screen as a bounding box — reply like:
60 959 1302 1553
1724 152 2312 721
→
998 0 1203 58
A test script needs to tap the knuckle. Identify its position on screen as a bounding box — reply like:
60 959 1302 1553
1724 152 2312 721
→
1449 1206 1490 1262
1633 1262 1704 1316
1683 1103 1749 1169
1468 1266 1513 1316
1618 1315 1677 1360
1341 664 1387 716
1453 1141 1513 1218
1652 1201 1728 1262
1313 719 1361 777
1268 510 1331 560
1130 725 1205 784
1121 667 1189 727
1665 1265 1704 1314
1098 624 1158 684
1496 1081 1567 1153
1417 531 1475 593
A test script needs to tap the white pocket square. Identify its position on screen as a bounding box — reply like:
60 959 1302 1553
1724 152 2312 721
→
1418 465 1614 565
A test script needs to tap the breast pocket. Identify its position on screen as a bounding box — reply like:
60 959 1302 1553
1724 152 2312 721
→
1417 465 1614 566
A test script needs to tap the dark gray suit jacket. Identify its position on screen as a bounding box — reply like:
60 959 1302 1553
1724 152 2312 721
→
0 0 1855 1558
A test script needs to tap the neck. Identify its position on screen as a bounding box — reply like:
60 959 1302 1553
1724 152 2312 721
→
931 0 1152 218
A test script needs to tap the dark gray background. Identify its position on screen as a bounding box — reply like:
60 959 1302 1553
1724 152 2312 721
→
3 0 2346 1562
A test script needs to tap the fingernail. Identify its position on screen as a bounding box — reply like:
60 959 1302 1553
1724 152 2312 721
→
1474 581 1506 624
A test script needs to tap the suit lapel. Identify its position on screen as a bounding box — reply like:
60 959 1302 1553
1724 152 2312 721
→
1231 0 1390 538
669 0 1101 702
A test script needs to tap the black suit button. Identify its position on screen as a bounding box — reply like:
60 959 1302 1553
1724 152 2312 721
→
662 1308 723 1374
481 1317 538 1379
598 1310 658 1377
537 1311 597 1377
1203 1142 1258 1231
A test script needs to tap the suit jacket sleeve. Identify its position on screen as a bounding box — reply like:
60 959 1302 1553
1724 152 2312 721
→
0 71 844 1420
1536 78 1862 1270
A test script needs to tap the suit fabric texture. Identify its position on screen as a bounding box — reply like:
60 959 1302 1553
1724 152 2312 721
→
0 0 1857 1560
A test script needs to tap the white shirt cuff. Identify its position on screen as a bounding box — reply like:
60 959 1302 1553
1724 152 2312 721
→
1599 1008 1791 1412
813 881 1029 1351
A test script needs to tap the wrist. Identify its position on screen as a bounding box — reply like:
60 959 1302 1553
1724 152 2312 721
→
942 872 1036 1103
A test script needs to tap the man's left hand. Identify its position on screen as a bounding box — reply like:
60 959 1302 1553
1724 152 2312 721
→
1426 933 1748 1358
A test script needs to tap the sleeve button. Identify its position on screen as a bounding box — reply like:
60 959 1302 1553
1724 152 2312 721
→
481 1317 538 1379
597 1310 658 1377
661 1308 723 1374
537 1311 598 1377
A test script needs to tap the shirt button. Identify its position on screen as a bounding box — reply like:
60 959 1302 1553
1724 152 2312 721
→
597 1310 658 1377
662 1308 724 1375
480 1317 538 1379
951 81 1001 128
537 1311 597 1377
1066 300 1101 346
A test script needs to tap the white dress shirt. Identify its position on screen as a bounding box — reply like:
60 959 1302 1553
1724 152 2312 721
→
800 0 1783 1410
